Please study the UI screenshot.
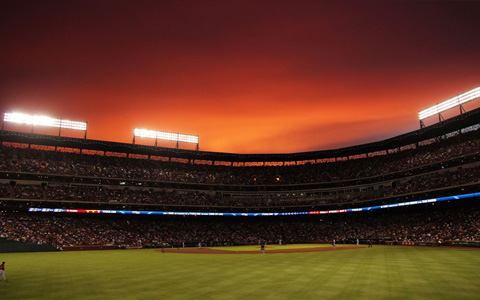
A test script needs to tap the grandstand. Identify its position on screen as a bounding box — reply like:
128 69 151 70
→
1 107 480 251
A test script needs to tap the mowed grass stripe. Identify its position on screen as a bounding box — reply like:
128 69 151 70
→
1 246 479 300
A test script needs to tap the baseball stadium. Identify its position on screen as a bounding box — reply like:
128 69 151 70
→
3 1 480 298
1 87 480 300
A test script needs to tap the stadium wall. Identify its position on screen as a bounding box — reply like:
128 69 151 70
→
0 237 57 253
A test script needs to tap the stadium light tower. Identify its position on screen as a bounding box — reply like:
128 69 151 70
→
133 128 199 150
418 87 480 128
2 112 88 138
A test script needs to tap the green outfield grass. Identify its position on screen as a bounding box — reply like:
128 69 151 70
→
1 245 479 300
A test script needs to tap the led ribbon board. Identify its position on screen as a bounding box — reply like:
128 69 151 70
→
28 192 479 216
134 128 198 144
4 112 87 131
419 87 480 120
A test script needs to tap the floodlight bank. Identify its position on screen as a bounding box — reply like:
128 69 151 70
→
4 112 87 131
134 128 198 144
418 87 480 120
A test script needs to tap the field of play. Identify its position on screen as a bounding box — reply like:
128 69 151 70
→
1 244 479 300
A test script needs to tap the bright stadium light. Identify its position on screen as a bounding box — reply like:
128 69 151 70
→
134 128 157 139
134 128 199 149
418 87 480 120
3 112 88 139
4 112 87 131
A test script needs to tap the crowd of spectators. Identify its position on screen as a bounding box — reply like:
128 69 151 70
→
1 128 479 249
1 202 479 249
0 130 479 187
1 164 478 208
0 128 478 210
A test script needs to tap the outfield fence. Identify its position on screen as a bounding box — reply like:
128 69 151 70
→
0 238 57 253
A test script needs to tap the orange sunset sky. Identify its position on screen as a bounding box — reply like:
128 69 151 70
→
1 1 480 154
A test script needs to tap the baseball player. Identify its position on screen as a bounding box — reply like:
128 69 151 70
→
0 262 6 281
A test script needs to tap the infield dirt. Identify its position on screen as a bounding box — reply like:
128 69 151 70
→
158 246 362 254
